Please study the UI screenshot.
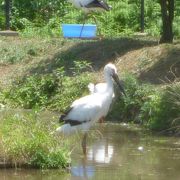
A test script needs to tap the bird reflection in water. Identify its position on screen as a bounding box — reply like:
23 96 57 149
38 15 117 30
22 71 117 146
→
87 138 113 164
71 138 114 179
71 163 94 179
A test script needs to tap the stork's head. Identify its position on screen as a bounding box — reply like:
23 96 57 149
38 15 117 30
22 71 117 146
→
104 63 126 96
104 63 117 76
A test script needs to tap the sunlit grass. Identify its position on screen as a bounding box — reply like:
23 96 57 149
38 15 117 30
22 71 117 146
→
0 111 71 169
0 37 65 64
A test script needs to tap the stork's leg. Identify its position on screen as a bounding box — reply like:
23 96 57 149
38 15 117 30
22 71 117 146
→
99 116 105 124
79 23 85 38
92 15 103 39
79 14 88 38
82 132 88 155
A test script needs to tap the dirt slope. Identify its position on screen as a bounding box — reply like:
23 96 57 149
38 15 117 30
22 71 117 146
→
0 37 179 87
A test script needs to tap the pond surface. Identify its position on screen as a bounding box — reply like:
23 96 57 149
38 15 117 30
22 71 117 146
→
0 122 180 180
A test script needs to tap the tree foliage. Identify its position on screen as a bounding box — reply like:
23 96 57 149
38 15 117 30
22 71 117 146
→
0 0 179 38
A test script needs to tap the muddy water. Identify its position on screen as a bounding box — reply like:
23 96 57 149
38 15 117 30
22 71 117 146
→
0 117 180 180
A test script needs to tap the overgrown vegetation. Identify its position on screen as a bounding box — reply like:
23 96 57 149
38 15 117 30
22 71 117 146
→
109 74 180 134
0 112 70 168
109 74 156 123
2 61 92 111
147 82 180 133
1 69 179 134
0 0 179 38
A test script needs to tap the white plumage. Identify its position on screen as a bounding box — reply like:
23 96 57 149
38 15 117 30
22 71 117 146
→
68 0 111 12
87 64 127 121
57 92 112 134
56 63 126 154
87 83 114 124
88 81 115 100
88 82 112 95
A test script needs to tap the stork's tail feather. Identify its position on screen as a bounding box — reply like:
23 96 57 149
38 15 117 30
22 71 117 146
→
59 114 65 123
56 124 76 135
59 107 73 123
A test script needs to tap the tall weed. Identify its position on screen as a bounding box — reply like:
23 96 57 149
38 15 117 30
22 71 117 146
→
147 83 180 133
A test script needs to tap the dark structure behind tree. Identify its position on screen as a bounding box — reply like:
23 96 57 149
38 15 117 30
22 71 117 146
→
140 0 144 33
159 0 174 43
5 0 12 30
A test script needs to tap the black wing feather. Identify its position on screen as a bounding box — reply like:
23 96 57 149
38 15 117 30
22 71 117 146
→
85 0 111 11
59 107 73 123
59 107 91 126
64 119 84 126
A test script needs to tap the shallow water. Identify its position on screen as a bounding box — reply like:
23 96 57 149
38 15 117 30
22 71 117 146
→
0 120 180 180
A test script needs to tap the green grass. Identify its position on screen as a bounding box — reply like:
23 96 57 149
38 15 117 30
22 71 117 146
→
0 37 66 64
0 111 71 169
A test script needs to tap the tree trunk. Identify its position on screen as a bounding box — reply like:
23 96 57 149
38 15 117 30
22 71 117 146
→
140 0 144 33
5 0 12 30
159 0 174 43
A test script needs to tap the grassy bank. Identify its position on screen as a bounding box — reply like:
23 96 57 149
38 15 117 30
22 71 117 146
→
1 71 179 135
0 111 71 169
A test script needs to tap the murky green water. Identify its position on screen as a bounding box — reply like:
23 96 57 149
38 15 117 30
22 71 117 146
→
0 117 179 180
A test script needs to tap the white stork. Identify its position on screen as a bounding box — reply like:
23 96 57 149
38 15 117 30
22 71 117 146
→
67 0 111 12
56 63 126 154
67 0 112 37
87 67 126 123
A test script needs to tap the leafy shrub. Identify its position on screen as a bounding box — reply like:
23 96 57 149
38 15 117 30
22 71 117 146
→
109 73 154 123
20 17 61 37
0 11 5 30
110 74 180 134
6 74 59 108
70 60 92 76
5 61 92 111
48 72 92 111
147 83 180 133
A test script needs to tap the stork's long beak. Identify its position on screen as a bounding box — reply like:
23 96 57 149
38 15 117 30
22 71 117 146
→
112 73 126 97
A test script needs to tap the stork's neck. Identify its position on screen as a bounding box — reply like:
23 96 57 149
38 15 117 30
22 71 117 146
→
104 73 114 90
